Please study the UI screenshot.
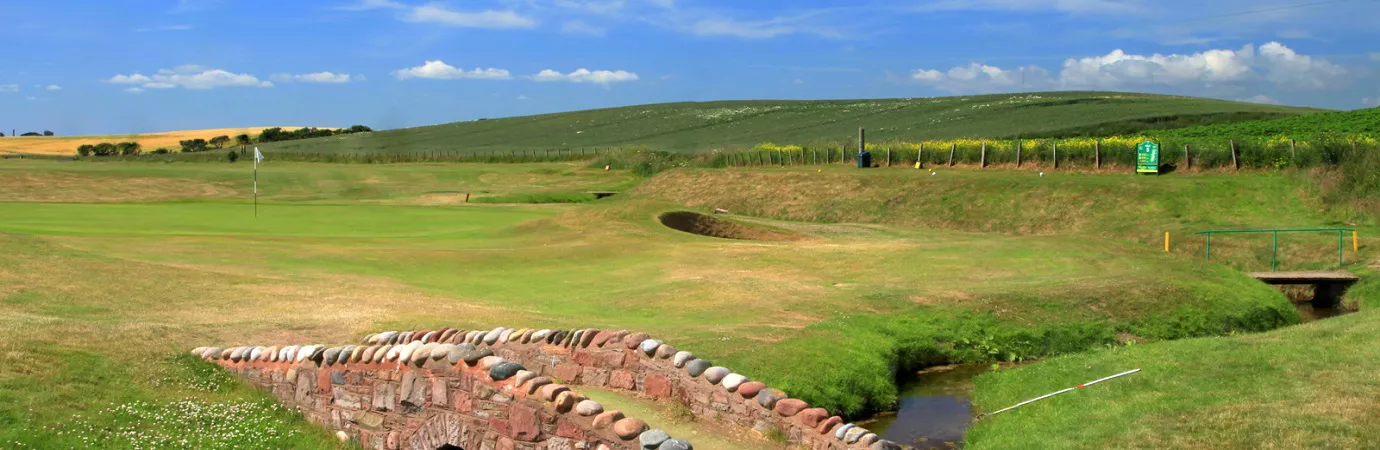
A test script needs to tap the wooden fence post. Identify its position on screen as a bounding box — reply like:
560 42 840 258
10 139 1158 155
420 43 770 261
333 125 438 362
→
981 142 987 169
1184 144 1191 170
857 128 866 166
887 147 892 167
1053 141 1059 169
1230 139 1239 170
1016 140 1023 169
949 143 955 167
918 143 924 167
1290 139 1296 162
1094 140 1101 169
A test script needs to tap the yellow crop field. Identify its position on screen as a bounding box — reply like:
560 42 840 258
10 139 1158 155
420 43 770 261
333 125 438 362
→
0 127 313 155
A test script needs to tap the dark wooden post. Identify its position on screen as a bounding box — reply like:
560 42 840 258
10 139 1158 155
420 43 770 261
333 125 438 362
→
949 143 956 167
1290 139 1296 162
887 146 892 167
1016 140 1023 169
980 142 987 169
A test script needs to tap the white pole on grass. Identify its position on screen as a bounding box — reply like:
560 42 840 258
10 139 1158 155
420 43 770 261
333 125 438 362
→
977 368 1140 419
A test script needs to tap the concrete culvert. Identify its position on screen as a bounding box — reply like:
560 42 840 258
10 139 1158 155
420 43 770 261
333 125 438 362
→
657 211 807 241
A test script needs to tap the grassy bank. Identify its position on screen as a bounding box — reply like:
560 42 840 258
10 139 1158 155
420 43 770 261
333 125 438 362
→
967 273 1380 449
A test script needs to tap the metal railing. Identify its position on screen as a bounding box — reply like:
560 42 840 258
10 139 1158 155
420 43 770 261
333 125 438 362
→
1196 228 1356 272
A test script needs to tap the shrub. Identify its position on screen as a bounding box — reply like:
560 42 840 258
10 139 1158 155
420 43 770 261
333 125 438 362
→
227 151 239 163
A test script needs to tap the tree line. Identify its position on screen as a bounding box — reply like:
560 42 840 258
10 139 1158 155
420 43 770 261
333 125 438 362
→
0 130 55 137
75 125 372 157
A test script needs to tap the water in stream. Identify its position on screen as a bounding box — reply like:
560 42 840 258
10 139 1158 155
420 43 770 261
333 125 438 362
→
862 364 992 449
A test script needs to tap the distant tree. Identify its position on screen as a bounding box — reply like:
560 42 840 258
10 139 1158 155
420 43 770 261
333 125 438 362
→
151 148 170 155
42 130 54 136
92 142 117 156
235 134 251 150
1 132 6 137
227 150 239 163
346 125 373 133
209 135 230 149
256 127 286 143
20 132 40 136
76 144 94 157
116 142 142 156
179 138 209 153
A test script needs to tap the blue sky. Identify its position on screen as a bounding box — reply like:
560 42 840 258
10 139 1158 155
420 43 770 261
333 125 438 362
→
1 0 1377 135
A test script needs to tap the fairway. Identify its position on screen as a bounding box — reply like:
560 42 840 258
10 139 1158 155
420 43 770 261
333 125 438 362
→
2 158 1375 449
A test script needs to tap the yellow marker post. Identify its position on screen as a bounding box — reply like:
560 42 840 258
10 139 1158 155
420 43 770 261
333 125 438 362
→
1354 230 1360 253
1164 232 1170 253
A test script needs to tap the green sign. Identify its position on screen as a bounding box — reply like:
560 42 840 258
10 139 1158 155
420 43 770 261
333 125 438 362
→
1136 141 1160 174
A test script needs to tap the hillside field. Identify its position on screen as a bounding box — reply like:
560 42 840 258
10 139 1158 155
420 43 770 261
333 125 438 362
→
0 127 310 156
2 159 1354 448
249 92 1317 155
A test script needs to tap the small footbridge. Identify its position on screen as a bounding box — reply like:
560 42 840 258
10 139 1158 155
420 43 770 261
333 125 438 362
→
1247 271 1360 308
1197 228 1361 308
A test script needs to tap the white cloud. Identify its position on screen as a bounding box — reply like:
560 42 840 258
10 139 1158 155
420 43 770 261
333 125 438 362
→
393 60 512 80
106 65 273 90
561 20 607 36
44 84 61 91
125 87 144 93
531 69 639 85
0 84 16 93
910 42 1347 94
1239 94 1282 105
403 3 536 29
25 96 36 101
332 0 405 11
1255 42 1346 89
271 72 354 83
517 95 529 100
910 63 1052 93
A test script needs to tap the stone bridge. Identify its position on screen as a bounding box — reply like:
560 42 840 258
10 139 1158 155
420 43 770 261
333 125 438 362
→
195 327 903 450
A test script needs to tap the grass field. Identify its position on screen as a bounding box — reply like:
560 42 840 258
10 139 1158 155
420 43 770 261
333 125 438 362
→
0 127 308 156
967 273 1380 449
0 159 1374 448
246 92 1317 155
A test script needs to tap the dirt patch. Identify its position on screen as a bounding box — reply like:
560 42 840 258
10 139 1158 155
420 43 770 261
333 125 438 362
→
658 211 808 241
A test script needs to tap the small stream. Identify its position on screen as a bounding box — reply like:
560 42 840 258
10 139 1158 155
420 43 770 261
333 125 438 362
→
861 364 991 449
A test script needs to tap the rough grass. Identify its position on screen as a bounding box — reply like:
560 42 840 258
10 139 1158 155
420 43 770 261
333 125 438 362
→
245 92 1317 155
0 127 309 156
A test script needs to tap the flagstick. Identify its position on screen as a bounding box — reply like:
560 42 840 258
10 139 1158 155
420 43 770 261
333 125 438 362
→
253 148 259 218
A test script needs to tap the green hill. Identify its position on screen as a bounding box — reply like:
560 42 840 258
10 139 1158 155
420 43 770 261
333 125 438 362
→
1153 106 1380 140
257 91 1320 155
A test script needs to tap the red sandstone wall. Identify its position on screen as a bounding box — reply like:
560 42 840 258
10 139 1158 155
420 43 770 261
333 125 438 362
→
195 326 902 450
